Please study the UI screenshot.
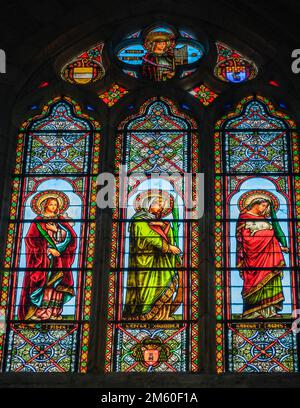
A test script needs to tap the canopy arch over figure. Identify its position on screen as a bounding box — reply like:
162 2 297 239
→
106 97 200 372
0 96 101 373
214 95 300 373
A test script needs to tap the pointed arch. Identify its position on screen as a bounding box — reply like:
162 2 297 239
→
0 97 101 372
105 97 200 372
215 95 300 373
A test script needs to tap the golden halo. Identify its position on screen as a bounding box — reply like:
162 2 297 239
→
238 189 279 212
134 189 174 217
31 190 70 215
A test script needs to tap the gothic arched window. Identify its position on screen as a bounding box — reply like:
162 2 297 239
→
105 97 200 372
0 97 100 372
2 17 299 384
215 96 300 373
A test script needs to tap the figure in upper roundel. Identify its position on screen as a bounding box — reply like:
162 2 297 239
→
141 30 176 81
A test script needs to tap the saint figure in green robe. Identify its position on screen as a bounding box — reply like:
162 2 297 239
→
123 193 182 320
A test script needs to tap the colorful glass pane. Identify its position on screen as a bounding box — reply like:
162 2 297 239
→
180 68 197 78
61 43 105 85
38 81 49 89
122 69 138 78
116 25 205 81
215 95 299 373
98 84 128 107
126 30 142 39
227 323 297 373
0 97 100 372
179 30 196 40
105 97 199 372
189 84 218 106
214 42 258 83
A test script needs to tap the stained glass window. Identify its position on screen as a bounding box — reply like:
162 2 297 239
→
105 97 200 372
189 84 218 106
214 42 258 83
115 25 205 81
98 84 128 107
215 95 300 372
61 43 105 85
0 97 100 372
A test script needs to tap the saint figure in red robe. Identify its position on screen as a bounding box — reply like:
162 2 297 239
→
19 191 77 321
236 191 289 319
